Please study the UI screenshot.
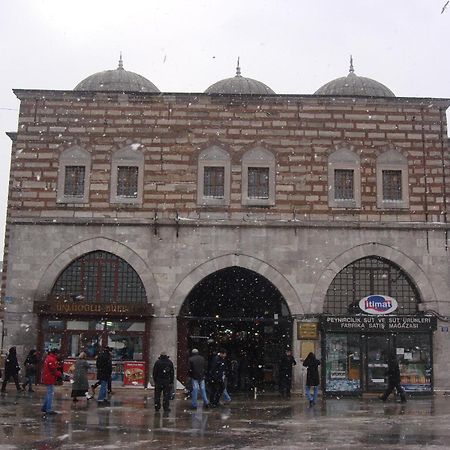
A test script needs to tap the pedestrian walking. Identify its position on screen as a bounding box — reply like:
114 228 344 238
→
41 349 62 415
96 347 113 405
380 354 407 403
208 349 227 407
152 351 174 412
278 348 297 398
188 348 209 409
1 347 22 392
303 352 320 406
22 349 38 392
91 348 113 396
71 352 93 403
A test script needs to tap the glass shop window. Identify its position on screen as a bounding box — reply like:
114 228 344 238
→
107 335 144 361
396 334 432 392
325 333 361 392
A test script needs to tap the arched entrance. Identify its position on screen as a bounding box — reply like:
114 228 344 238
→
34 250 153 387
177 266 292 391
321 256 436 395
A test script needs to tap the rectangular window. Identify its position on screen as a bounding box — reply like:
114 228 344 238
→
64 166 85 197
204 166 225 198
382 170 402 201
117 166 139 198
248 167 269 199
334 169 354 200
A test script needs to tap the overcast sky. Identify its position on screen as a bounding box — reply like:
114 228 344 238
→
0 0 449 252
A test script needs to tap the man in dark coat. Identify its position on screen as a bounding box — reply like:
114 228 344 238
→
1 347 22 392
188 349 209 409
303 352 320 406
380 354 406 403
279 348 297 398
153 351 174 412
96 347 112 404
208 349 227 407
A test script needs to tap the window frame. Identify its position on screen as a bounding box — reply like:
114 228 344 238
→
197 145 231 207
242 147 276 207
376 150 409 210
57 146 91 204
110 147 144 205
328 148 361 209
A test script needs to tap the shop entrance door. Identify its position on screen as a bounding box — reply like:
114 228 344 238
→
365 335 391 392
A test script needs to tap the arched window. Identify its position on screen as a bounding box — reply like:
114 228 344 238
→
328 148 361 208
376 150 409 209
324 256 420 315
110 146 144 204
57 146 91 204
197 145 231 206
242 147 276 206
51 251 147 304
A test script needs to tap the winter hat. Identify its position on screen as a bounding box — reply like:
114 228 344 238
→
191 349 199 354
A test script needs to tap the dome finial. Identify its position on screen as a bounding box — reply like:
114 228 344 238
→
236 57 241 77
118 52 124 70
349 55 355 74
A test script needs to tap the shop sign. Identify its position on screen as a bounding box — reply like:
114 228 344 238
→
34 300 154 317
297 322 319 339
321 315 437 332
358 295 398 315
123 361 146 386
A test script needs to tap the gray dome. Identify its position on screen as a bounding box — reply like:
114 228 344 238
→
74 56 160 93
205 60 275 95
314 58 395 97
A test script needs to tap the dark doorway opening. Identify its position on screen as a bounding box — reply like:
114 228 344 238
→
177 266 292 392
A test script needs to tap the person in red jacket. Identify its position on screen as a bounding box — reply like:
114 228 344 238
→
41 349 62 415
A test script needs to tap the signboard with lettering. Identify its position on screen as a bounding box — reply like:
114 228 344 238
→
321 315 437 332
358 295 398 315
123 361 146 386
297 322 319 339
33 300 153 317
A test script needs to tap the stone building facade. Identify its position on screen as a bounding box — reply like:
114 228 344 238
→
1 60 449 394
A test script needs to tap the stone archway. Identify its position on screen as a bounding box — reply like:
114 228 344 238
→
166 253 303 316
309 242 438 314
35 237 159 306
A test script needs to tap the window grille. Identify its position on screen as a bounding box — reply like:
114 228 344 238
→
117 166 139 198
51 251 146 304
248 167 269 199
204 166 225 198
64 166 85 197
334 169 354 200
324 256 419 315
382 170 402 201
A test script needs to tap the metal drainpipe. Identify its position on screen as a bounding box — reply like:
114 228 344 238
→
439 107 448 251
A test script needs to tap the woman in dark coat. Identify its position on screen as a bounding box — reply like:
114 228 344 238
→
303 352 320 406
1 347 22 392
71 352 92 402
22 349 38 392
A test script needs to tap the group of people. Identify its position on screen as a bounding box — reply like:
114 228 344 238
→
1 347 38 393
2 345 407 416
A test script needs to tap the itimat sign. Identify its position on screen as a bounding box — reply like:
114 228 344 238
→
358 295 398 315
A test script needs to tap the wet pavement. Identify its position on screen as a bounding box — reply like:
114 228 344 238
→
0 388 449 449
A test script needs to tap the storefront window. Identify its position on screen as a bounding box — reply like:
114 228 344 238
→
43 333 62 352
106 321 145 332
42 319 65 330
325 334 361 392
68 333 102 358
396 334 432 392
108 335 143 361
